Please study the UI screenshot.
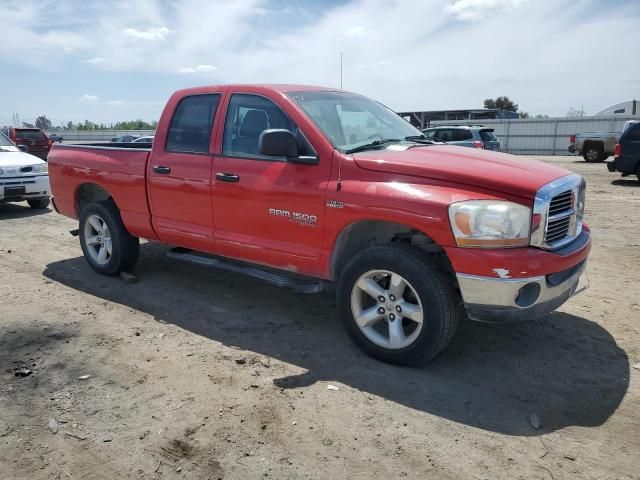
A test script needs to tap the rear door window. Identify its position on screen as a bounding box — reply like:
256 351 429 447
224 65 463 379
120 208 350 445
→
166 94 221 154
452 129 473 141
434 129 453 141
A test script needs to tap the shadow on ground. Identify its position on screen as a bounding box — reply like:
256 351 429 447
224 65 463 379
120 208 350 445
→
612 179 640 187
43 243 629 437
0 203 51 219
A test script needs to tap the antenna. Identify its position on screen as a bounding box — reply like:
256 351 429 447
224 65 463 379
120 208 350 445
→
337 52 343 191
340 52 343 90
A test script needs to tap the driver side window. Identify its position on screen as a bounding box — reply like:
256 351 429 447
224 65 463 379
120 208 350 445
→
223 94 295 159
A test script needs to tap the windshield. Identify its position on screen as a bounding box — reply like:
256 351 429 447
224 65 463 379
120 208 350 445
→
287 91 422 152
0 132 14 147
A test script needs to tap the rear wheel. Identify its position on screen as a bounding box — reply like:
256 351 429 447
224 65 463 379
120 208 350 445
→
79 200 139 275
27 197 50 209
337 244 461 366
583 144 604 162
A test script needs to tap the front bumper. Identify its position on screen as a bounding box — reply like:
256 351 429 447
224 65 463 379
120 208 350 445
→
0 175 51 202
457 260 586 322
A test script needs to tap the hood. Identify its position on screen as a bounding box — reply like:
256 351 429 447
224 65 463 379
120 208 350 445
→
0 146 46 168
352 144 571 199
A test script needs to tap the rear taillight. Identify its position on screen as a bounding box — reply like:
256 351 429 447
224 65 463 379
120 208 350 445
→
569 134 576 144
472 141 484 149
9 130 17 142
614 143 621 157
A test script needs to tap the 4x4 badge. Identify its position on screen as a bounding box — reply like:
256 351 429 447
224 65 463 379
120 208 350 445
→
326 200 344 209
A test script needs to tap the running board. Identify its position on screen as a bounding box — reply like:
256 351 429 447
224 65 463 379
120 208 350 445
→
166 247 329 294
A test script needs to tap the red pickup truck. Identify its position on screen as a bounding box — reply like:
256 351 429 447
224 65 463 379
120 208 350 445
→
48 84 590 365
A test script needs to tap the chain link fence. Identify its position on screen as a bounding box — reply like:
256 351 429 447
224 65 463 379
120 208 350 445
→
431 116 638 155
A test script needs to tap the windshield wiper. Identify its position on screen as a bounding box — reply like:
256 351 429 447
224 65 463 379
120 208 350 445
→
345 138 401 154
404 135 437 144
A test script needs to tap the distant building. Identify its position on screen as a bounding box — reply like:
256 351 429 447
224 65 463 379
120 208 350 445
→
595 100 638 116
398 108 519 129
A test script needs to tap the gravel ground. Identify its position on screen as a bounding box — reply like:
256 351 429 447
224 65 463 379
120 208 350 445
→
0 155 638 480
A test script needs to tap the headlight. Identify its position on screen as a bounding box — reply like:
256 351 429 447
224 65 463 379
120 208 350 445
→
448 200 531 248
31 164 48 174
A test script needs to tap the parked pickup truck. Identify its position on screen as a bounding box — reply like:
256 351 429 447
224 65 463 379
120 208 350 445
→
568 131 619 162
48 84 591 365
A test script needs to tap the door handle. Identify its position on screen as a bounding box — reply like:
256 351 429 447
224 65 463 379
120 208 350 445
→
153 165 171 174
216 172 240 183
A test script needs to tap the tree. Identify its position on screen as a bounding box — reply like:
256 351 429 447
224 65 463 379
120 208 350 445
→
35 115 53 131
566 107 585 118
518 111 530 119
66 121 75 130
22 122 35 128
484 96 518 112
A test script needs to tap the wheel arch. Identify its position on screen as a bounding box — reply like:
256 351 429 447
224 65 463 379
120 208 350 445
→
329 219 453 281
75 182 116 217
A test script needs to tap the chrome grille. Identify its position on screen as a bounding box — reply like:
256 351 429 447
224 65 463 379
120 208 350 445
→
548 191 573 215
531 174 585 250
544 190 574 244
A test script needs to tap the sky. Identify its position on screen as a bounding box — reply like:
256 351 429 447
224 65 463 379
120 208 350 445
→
1 0 639 126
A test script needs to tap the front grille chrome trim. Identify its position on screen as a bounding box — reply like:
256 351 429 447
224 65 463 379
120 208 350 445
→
531 174 585 251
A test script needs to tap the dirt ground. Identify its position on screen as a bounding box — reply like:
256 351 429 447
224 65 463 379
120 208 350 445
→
1 155 638 480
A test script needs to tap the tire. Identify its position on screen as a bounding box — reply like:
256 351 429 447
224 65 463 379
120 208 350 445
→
336 243 462 366
583 144 604 162
79 200 139 275
27 197 50 209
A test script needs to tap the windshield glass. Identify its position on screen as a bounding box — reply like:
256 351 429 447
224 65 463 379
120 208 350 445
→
0 132 14 147
287 91 422 152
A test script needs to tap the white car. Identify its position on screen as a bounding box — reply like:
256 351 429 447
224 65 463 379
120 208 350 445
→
0 131 51 209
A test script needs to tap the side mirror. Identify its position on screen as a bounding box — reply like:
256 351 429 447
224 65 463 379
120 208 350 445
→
259 129 298 157
259 129 318 165
17 144 28 152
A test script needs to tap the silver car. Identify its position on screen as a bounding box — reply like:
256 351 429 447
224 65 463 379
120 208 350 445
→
422 125 501 151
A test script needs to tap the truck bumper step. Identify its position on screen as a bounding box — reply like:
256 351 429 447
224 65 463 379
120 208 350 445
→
166 247 330 294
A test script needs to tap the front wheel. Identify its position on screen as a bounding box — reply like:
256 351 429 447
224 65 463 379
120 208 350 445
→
337 244 462 366
79 200 139 275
